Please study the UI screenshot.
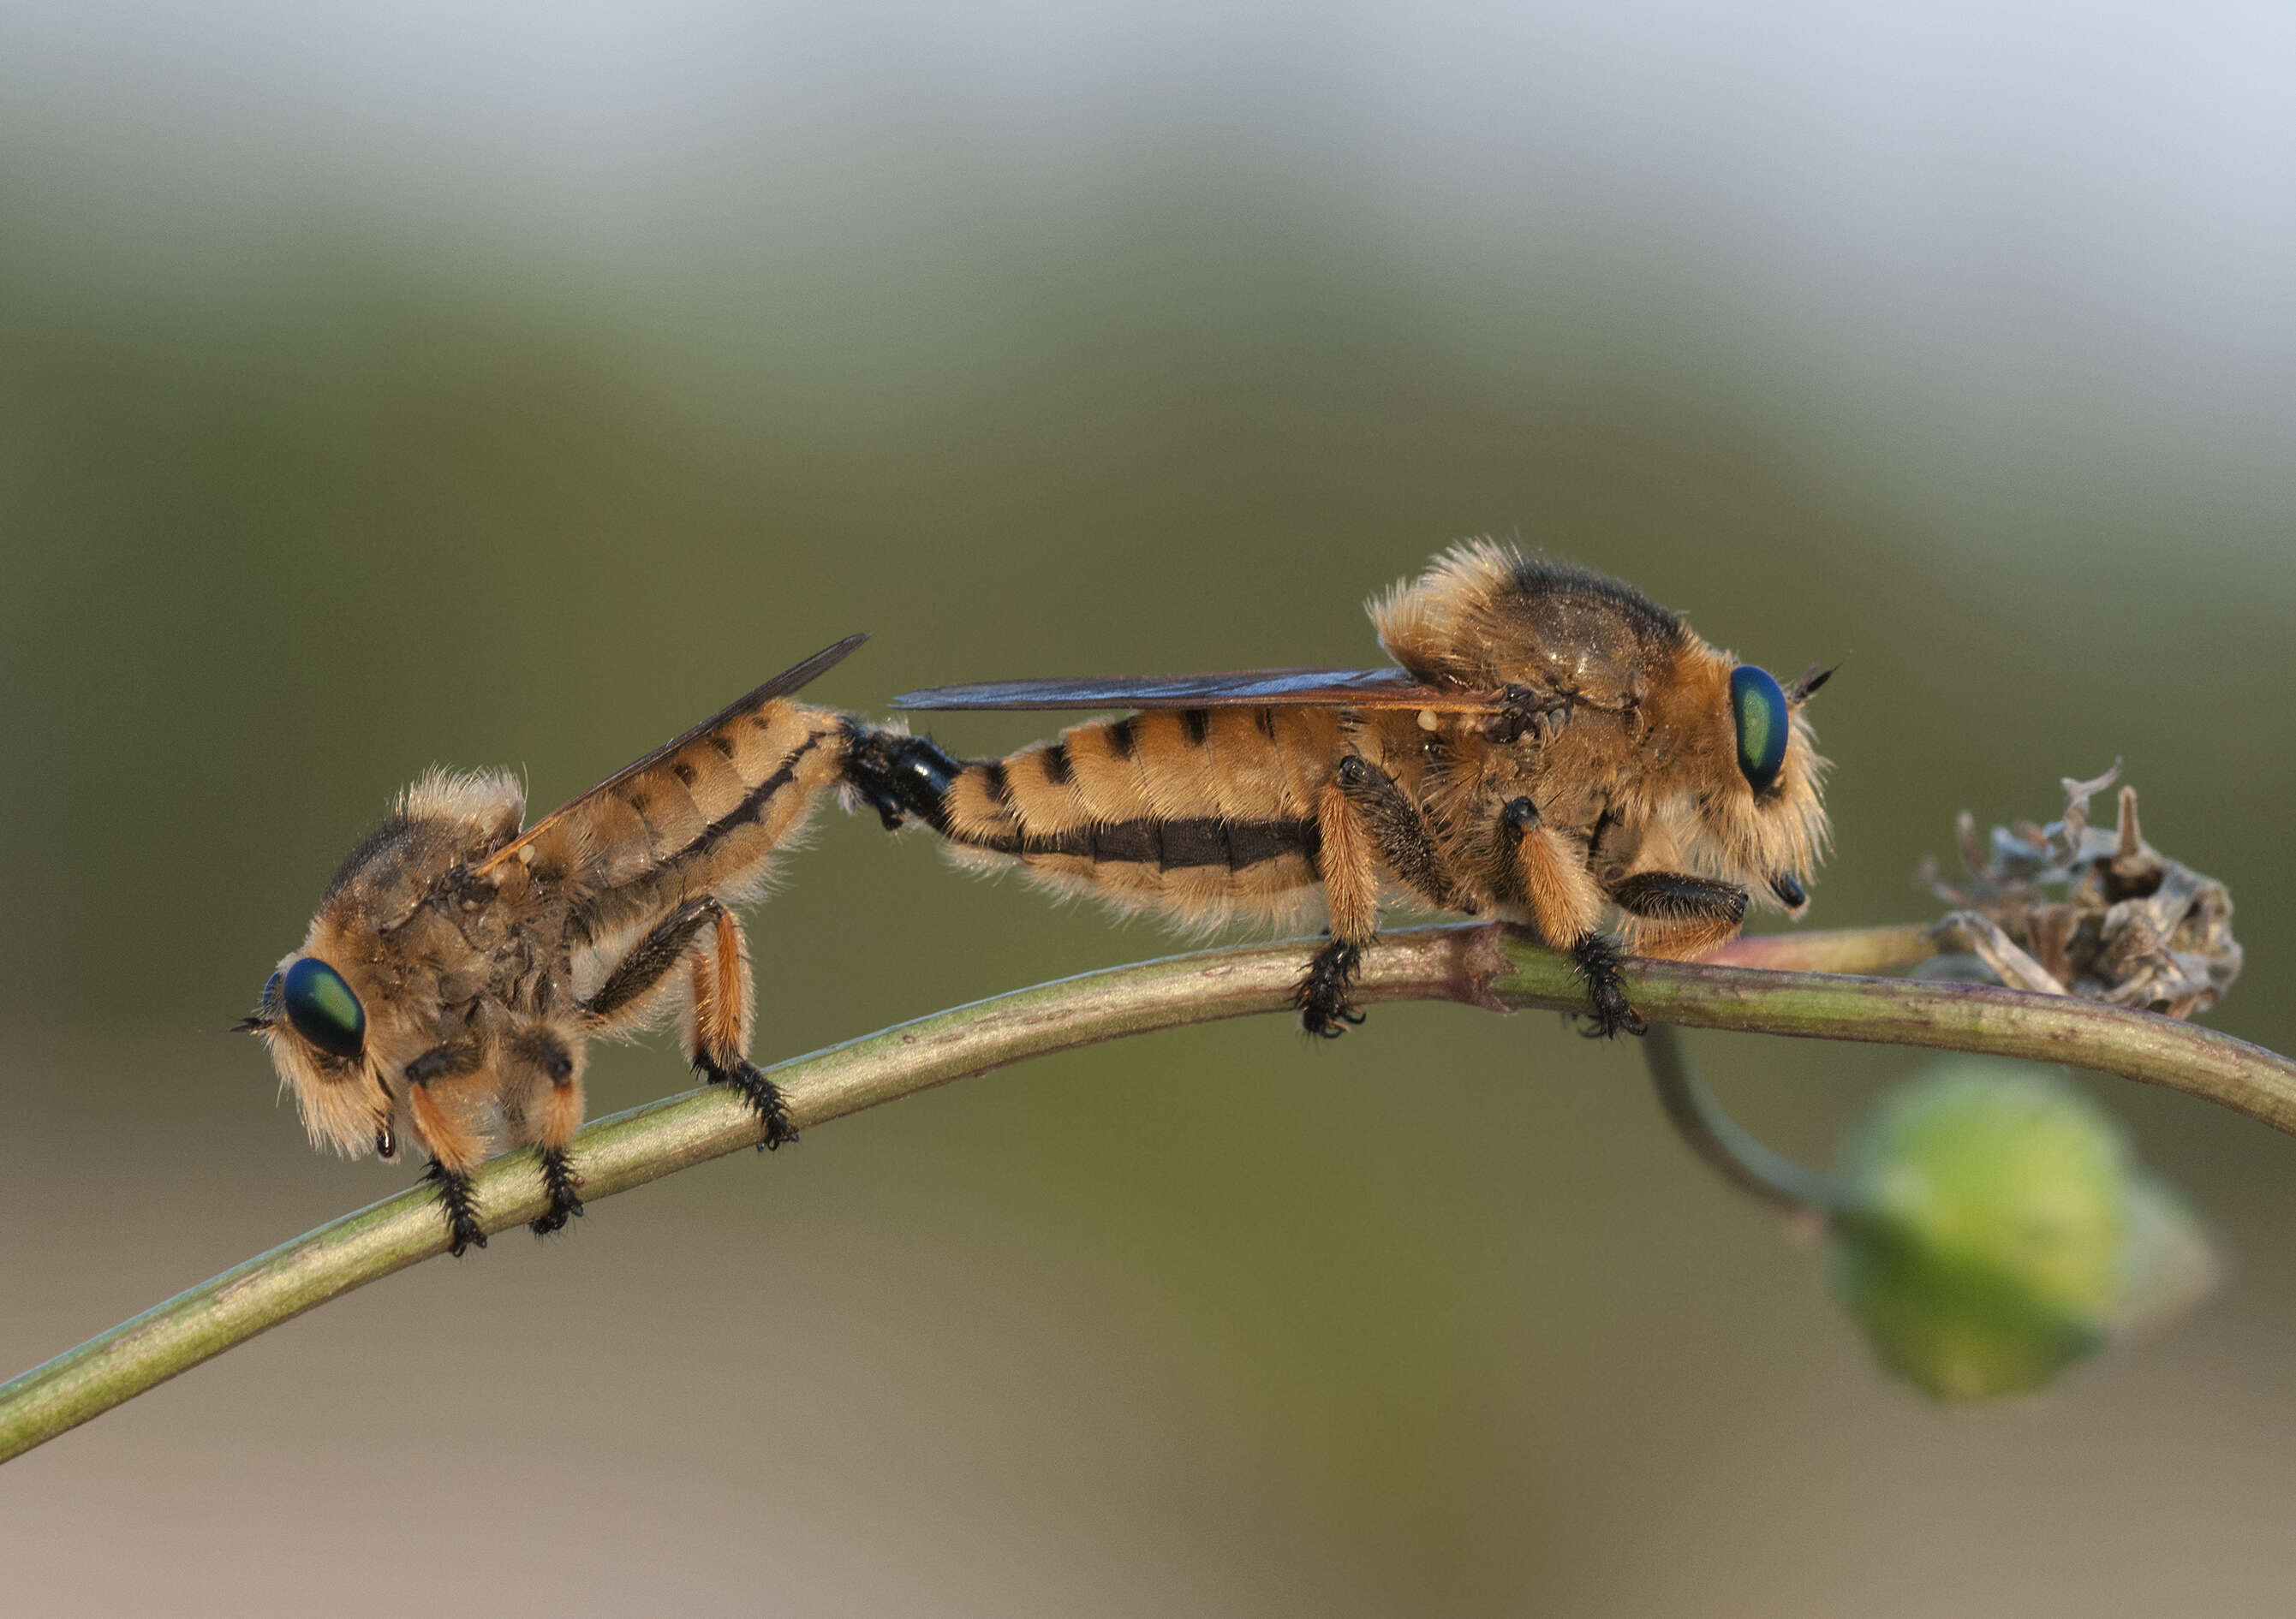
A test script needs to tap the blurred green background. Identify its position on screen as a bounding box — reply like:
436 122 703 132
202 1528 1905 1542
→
3 3 2293 1613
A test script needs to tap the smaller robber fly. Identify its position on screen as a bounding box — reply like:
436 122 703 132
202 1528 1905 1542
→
241 635 873 1254
844 544 1832 1037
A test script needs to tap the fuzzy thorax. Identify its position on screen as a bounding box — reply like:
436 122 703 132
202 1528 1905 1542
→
1373 540 1829 911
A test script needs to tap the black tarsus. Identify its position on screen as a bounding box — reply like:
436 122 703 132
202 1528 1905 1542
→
426 1160 488 1256
1295 937 1367 1039
842 722 964 832
1569 932 1644 1039
699 1055 799 1152
531 1146 585 1235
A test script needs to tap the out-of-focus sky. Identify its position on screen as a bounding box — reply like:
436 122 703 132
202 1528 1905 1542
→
3 4 2292 1615
12 0 2296 534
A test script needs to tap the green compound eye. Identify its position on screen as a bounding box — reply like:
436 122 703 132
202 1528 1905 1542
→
283 956 366 1060
1731 664 1789 795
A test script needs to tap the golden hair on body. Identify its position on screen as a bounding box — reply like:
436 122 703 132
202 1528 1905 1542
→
844 545 1831 1036
242 635 875 1254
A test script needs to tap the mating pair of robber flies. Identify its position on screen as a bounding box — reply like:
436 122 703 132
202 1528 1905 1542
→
241 544 1832 1254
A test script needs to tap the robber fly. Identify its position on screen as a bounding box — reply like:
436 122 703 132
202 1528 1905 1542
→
240 635 870 1255
844 545 1831 1036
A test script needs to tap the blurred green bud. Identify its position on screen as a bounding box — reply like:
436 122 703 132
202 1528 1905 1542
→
1827 1062 2217 1402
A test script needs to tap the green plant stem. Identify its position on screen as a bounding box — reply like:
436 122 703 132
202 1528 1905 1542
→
3 921 2289 1465
1642 1023 1848 1218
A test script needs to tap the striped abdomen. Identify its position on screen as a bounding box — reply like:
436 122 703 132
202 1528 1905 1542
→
549 699 848 935
937 707 1344 923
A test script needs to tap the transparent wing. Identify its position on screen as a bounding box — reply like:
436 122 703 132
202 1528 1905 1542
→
476 633 867 875
890 667 1498 712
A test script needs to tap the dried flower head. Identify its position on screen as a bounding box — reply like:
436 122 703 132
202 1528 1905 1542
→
1922 764 2240 1019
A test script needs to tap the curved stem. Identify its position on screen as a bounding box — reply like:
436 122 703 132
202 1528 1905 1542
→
2 921 2289 1465
1643 1023 1849 1218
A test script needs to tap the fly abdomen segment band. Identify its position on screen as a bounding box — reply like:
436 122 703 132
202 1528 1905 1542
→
677 730 832 862
571 705 846 932
962 814 1319 872
918 707 1345 921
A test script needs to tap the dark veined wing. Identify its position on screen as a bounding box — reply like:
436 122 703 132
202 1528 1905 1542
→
891 667 1499 712
476 633 868 875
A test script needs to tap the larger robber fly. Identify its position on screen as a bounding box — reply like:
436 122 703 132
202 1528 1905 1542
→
844 545 1832 1035
240 635 874 1254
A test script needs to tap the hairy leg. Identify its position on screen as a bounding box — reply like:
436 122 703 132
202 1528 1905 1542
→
1334 754 1459 911
1608 870 1748 961
403 1047 492 1256
1495 796 1643 1038
583 897 724 1030
687 904 796 1150
504 1028 587 1235
1297 769 1382 1036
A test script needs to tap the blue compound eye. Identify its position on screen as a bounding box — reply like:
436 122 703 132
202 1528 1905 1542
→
283 956 366 1060
1730 664 1789 795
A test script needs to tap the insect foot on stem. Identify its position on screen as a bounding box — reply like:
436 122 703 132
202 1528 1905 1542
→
423 1162 488 1257
530 1147 585 1235
701 1057 800 1152
1295 938 1368 1039
1571 932 1646 1039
